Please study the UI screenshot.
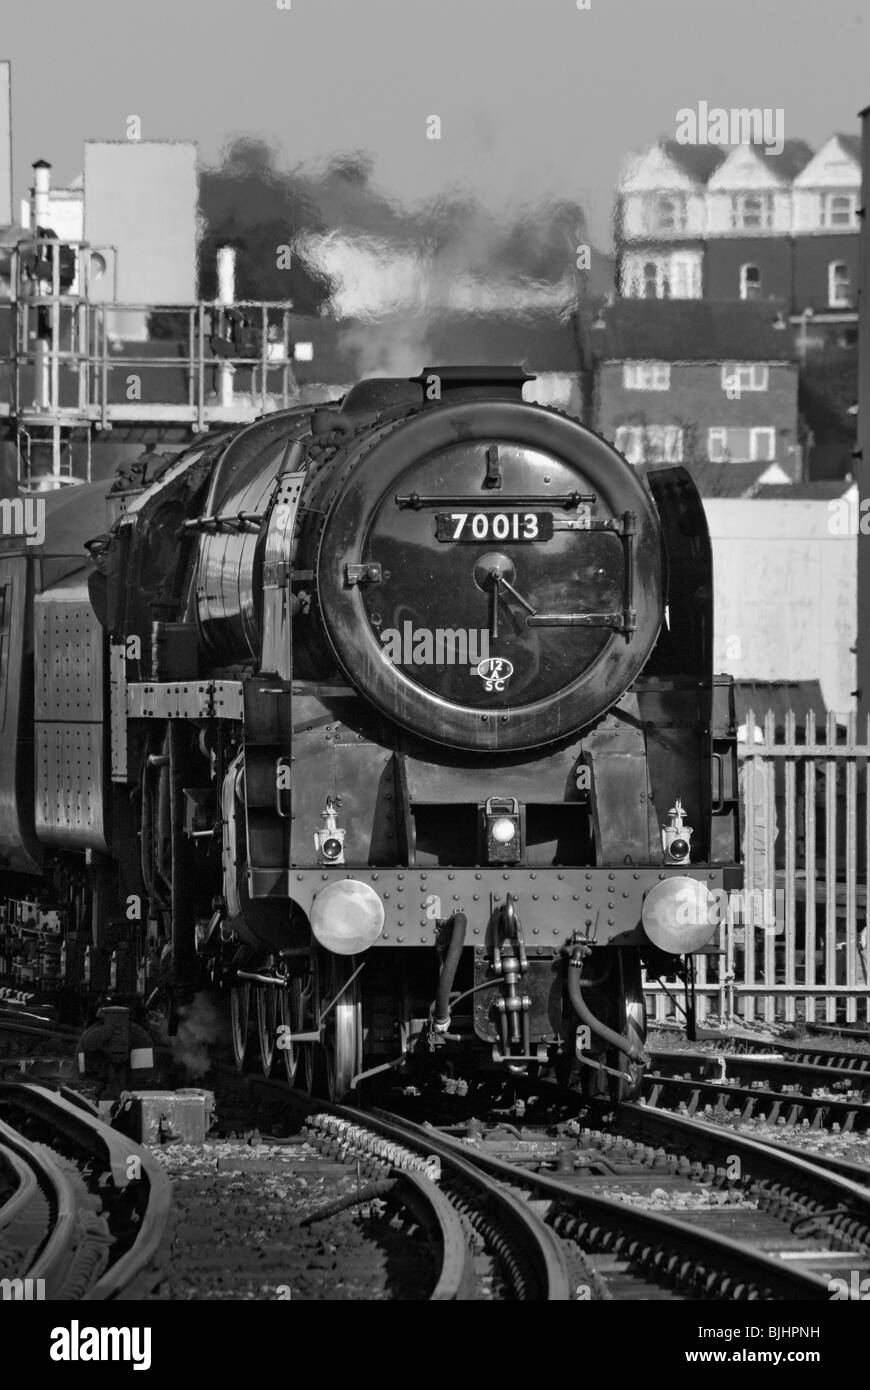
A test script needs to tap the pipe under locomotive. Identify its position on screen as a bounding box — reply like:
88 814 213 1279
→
0 365 741 1101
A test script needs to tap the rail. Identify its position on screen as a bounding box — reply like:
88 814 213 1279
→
0 1081 171 1299
0 297 301 433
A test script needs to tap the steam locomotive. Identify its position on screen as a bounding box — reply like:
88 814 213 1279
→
0 366 741 1101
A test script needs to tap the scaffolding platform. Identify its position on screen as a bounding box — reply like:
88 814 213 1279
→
0 236 300 487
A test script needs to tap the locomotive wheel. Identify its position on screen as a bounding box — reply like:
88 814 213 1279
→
230 984 253 1071
317 951 363 1102
290 963 318 1094
256 984 279 1077
276 975 304 1087
611 950 647 1104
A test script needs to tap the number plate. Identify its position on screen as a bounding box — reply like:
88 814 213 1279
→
434 511 554 543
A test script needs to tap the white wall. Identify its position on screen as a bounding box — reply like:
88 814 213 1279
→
705 496 856 714
84 141 197 304
0 62 11 226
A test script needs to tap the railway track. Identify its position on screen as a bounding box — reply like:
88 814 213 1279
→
158 1071 571 1300
656 1030 870 1076
645 1053 870 1132
366 1098 858 1301
650 1047 870 1091
639 1083 870 1190
207 1071 866 1300
0 1081 171 1300
7 1035 870 1302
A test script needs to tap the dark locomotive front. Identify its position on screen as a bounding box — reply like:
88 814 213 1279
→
0 366 741 1102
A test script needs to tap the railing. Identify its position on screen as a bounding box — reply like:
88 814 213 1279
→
645 708 870 1029
0 289 300 430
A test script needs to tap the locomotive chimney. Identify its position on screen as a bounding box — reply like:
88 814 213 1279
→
216 244 236 305
412 365 535 401
216 245 237 408
31 159 51 228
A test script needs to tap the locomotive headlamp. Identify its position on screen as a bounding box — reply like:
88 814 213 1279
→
310 880 385 955
314 798 346 865
661 797 692 864
641 876 718 956
485 797 522 863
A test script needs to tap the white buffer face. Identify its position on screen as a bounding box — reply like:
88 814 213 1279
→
310 879 386 955
641 876 719 956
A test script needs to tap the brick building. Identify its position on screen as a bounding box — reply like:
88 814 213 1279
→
615 131 859 322
614 131 860 479
704 140 813 303
592 300 800 480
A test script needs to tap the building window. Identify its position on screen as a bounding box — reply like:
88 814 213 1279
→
670 255 701 299
623 361 671 390
740 264 762 300
731 193 773 230
828 261 852 308
622 253 701 301
751 427 775 461
651 194 687 232
721 363 769 394
707 426 776 463
644 262 663 298
615 425 683 465
820 192 858 229
708 427 730 462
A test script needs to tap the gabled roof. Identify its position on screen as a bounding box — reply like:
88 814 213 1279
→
834 133 861 161
707 139 813 189
680 461 775 497
619 140 725 193
761 138 816 181
793 133 862 186
681 462 852 499
658 140 727 184
593 299 794 362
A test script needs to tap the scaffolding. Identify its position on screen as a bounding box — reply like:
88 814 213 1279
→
0 237 299 488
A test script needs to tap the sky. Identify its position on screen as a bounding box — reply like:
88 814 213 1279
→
2 0 869 249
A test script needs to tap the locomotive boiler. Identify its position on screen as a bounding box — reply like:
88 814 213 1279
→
0 366 741 1101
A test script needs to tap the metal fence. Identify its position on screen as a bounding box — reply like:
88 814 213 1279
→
645 709 870 1028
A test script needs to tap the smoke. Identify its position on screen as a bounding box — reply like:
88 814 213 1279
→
337 317 431 380
171 992 226 1079
199 137 614 382
200 137 610 302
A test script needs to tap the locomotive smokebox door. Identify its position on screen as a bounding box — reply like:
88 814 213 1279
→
314 399 665 751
